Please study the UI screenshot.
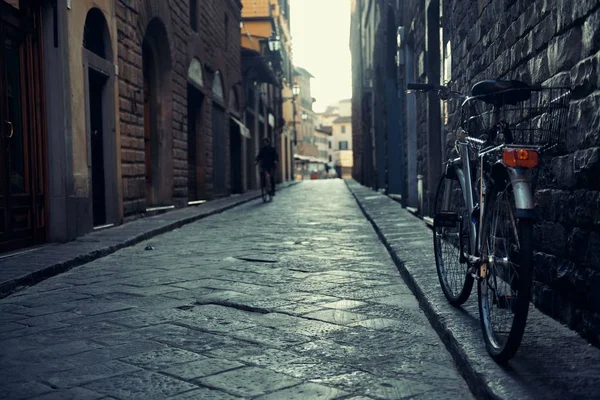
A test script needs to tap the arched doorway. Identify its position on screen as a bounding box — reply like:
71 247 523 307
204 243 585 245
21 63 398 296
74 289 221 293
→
228 89 243 194
83 7 117 228
211 71 227 197
187 58 205 201
142 18 173 207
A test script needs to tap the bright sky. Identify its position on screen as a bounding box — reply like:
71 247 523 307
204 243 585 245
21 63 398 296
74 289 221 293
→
290 0 352 113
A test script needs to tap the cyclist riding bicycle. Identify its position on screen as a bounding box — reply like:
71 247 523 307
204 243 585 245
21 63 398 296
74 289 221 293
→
255 137 279 196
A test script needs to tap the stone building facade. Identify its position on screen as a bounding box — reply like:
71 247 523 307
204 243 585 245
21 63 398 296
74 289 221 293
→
240 0 293 190
0 0 249 253
117 0 243 216
351 0 600 341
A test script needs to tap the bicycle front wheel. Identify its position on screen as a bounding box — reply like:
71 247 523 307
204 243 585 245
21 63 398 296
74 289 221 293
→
478 176 533 363
433 169 473 306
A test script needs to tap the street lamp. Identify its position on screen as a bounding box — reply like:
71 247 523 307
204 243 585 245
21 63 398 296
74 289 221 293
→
292 83 300 96
268 35 281 52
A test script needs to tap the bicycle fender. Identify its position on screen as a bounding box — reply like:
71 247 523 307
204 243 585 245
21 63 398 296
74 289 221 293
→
491 162 536 219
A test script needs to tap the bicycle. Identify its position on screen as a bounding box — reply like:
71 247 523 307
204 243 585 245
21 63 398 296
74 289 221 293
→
259 167 275 203
408 80 570 362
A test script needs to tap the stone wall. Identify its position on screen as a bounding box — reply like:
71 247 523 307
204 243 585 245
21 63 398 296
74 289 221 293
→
441 0 600 341
352 0 600 341
116 0 241 216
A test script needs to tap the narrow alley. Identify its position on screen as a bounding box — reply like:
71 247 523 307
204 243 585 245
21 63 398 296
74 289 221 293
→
0 181 472 399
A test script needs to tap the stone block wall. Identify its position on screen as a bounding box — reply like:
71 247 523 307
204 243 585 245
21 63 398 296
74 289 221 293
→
401 0 430 213
116 0 242 216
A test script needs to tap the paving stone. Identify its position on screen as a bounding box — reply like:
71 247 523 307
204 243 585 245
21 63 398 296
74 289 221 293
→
342 397 376 400
29 387 105 400
348 180 600 399
0 181 473 399
317 371 438 400
236 347 306 367
45 361 140 388
18 339 104 360
257 313 348 337
198 367 301 398
349 318 408 330
84 370 198 399
8 302 76 317
303 309 371 325
104 309 189 329
368 294 421 308
1 382 52 398
0 321 26 333
320 300 367 310
256 382 348 400
271 303 326 315
61 340 170 367
162 358 244 380
167 388 242 399
266 360 355 381
174 312 257 334
229 324 312 349
0 322 72 341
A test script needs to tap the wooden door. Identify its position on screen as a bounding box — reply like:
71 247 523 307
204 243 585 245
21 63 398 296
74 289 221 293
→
0 2 47 253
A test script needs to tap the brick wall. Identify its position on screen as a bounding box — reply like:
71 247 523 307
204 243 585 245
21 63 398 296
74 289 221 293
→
439 0 600 341
352 0 600 341
116 0 242 216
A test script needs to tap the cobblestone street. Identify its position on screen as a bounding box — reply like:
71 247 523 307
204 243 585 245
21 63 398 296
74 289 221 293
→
0 181 472 399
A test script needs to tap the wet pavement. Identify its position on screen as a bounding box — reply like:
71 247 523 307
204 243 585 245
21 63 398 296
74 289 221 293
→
0 180 472 399
347 180 600 400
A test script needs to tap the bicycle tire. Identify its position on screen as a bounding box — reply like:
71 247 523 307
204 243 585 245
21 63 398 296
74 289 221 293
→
261 172 272 203
478 175 533 363
433 169 474 306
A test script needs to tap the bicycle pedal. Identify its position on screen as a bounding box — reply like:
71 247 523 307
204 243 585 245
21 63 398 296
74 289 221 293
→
468 265 479 280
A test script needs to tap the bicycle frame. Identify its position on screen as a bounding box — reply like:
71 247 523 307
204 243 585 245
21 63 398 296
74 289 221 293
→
445 143 536 268
411 82 538 265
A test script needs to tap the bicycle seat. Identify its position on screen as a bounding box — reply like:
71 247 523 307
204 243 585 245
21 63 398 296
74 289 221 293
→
471 80 533 106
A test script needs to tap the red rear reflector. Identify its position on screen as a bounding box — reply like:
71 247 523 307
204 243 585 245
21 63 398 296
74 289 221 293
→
503 148 539 168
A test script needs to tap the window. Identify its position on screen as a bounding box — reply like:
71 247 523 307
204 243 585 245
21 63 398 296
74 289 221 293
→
341 125 346 134
328 141 332 149
329 155 332 162
190 0 197 32
212 71 224 102
339 141 349 150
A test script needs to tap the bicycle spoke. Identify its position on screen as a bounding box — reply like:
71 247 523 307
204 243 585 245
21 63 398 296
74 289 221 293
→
483 186 521 349
433 174 473 305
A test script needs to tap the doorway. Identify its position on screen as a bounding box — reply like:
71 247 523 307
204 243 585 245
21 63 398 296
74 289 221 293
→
83 7 117 229
89 70 108 226
212 105 227 197
142 18 173 207
229 119 242 194
187 85 205 201
0 2 47 253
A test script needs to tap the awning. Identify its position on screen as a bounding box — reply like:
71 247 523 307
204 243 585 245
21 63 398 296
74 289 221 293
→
230 116 251 139
241 48 279 86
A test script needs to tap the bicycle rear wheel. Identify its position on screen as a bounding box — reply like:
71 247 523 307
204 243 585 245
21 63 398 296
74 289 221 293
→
478 175 533 363
261 173 272 203
433 169 473 306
